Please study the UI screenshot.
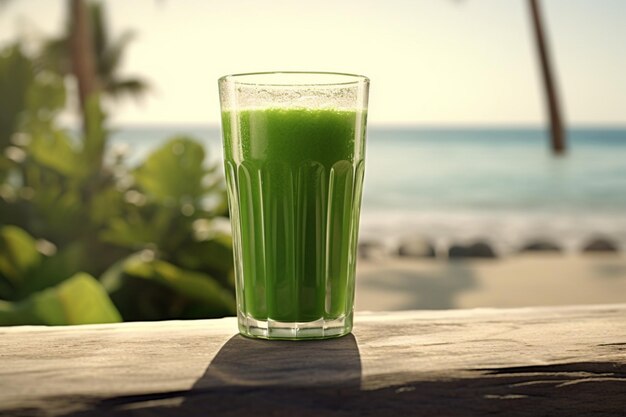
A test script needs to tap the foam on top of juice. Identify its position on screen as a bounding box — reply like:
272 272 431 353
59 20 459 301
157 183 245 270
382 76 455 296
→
220 87 367 111
219 72 369 112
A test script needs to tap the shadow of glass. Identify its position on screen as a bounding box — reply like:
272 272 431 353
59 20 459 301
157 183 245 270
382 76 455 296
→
60 334 361 416
191 334 362 390
176 334 362 416
52 328 626 416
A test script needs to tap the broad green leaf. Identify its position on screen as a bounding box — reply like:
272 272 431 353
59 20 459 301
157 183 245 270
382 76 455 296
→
0 272 122 326
102 255 236 321
0 226 41 287
99 209 175 249
134 137 206 203
25 97 104 181
0 44 33 151
125 258 235 314
176 232 234 285
27 129 86 178
17 243 85 299
100 203 192 253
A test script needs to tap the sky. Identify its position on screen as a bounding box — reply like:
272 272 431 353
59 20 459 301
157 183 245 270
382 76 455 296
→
1 0 626 126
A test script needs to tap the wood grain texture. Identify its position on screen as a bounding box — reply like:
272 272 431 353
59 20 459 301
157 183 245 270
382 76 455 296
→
1 304 625 416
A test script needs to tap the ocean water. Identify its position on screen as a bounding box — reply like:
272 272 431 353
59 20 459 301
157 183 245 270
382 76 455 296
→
109 126 626 253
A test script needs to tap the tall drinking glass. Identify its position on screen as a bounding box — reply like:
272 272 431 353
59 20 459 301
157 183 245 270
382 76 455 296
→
218 72 369 339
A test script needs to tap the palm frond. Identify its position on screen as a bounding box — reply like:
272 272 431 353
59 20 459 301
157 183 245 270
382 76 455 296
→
89 1 108 62
38 1 149 103
105 78 150 101
100 30 136 80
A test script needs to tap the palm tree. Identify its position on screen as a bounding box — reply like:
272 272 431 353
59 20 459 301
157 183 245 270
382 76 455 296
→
68 0 99 114
528 0 566 155
89 2 150 102
42 1 150 106
456 0 567 155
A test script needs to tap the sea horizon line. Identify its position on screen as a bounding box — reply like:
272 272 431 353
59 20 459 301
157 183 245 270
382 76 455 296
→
95 122 626 131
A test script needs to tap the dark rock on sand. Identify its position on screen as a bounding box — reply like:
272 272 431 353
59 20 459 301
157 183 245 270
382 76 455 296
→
520 240 562 253
448 241 497 259
397 238 436 258
358 240 387 260
582 238 619 253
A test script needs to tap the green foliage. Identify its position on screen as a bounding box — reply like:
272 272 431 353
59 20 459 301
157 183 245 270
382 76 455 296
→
0 273 122 326
175 232 235 287
0 225 91 301
0 226 41 297
134 137 207 204
0 224 120 326
19 243 88 299
102 255 235 321
83 95 108 169
0 45 33 151
0 41 234 326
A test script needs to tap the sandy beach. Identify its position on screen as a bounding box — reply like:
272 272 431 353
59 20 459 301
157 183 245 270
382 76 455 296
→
355 253 626 311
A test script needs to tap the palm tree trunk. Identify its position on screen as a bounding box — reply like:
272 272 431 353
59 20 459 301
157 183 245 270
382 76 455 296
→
69 0 99 127
528 0 566 155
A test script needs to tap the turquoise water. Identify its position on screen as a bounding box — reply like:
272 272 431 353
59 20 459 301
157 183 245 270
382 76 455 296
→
110 126 626 251
365 128 626 213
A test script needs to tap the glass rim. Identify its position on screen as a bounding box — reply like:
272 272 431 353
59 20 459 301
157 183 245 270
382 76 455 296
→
219 71 370 87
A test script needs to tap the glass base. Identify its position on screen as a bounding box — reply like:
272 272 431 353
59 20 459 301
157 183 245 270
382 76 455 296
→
238 313 353 340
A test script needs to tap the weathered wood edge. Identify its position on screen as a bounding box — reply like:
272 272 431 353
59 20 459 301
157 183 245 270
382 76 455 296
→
1 304 625 417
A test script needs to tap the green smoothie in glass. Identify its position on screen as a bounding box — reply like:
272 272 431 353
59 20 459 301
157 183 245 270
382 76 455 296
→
219 72 369 339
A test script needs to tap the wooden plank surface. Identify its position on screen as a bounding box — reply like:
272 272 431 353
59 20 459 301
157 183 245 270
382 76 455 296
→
1 304 625 416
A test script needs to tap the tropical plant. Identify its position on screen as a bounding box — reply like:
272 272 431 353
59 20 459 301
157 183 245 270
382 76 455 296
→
41 1 149 104
0 41 234 326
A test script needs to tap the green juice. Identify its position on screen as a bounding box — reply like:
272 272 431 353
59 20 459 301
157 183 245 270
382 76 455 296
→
222 108 366 325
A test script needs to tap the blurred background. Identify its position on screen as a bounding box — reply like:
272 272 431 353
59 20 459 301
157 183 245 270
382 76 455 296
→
1 0 625 325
